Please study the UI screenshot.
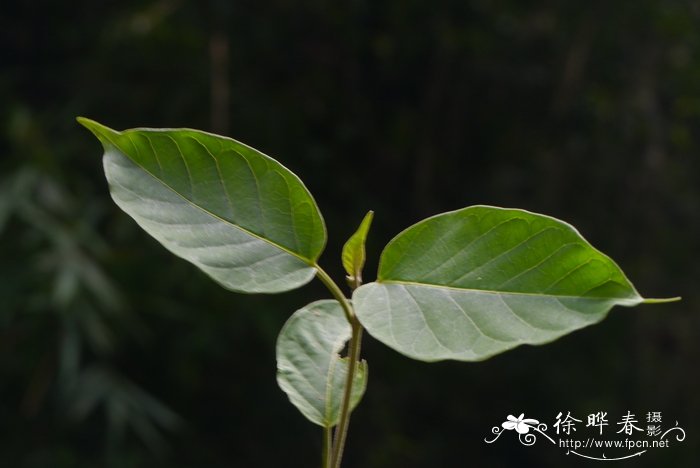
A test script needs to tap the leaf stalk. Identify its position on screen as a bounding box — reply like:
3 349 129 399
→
315 266 356 323
323 426 332 468
314 265 364 468
330 318 363 468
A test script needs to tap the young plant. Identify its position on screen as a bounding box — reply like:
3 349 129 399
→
77 117 678 467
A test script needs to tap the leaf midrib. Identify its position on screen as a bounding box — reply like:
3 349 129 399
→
375 279 642 303
101 128 318 267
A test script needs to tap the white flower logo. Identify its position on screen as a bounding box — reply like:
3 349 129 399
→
502 413 539 434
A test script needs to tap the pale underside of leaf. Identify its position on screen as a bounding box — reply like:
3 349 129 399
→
354 206 647 362
354 282 637 361
79 118 326 293
104 149 316 292
276 300 367 427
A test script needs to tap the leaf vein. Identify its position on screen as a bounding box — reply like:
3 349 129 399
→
402 285 451 353
451 226 560 285
417 216 520 281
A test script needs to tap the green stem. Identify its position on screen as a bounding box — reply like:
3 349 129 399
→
322 427 332 468
314 265 364 468
330 319 362 468
315 266 355 323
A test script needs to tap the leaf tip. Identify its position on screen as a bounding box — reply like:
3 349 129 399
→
642 296 682 304
76 116 100 131
364 211 375 229
76 117 119 145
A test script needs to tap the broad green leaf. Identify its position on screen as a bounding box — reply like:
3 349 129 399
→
341 210 374 284
77 118 326 293
276 300 367 427
354 205 677 362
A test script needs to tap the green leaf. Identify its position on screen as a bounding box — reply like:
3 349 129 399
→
276 300 367 428
77 117 326 293
353 205 677 362
341 210 374 284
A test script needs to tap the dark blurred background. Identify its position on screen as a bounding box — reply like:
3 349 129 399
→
1 1 698 467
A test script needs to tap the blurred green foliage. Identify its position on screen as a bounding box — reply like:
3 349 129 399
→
1 0 698 467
